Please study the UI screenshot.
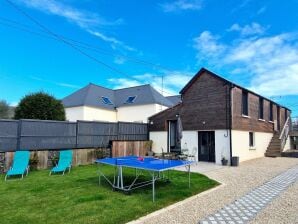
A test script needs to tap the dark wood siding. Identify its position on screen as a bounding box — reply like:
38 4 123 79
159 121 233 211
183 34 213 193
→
149 69 291 133
149 72 229 131
232 87 273 132
232 87 291 132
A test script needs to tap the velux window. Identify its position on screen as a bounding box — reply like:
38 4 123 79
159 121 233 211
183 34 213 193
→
259 98 264 119
101 96 113 105
125 96 136 104
242 90 248 116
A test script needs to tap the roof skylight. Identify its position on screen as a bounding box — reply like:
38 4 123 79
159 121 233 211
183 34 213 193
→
101 96 113 105
125 96 136 104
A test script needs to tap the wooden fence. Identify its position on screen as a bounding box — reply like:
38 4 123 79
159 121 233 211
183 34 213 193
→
0 140 150 173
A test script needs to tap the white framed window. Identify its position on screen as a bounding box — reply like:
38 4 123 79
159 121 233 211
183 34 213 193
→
249 132 255 149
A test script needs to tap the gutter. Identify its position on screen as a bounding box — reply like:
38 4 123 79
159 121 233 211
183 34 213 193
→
229 84 234 166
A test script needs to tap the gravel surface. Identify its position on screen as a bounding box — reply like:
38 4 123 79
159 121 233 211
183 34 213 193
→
129 157 298 224
250 182 298 224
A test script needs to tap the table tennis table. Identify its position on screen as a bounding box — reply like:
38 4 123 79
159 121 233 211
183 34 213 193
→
96 156 193 202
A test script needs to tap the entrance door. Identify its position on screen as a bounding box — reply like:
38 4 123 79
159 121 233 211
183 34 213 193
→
198 131 215 162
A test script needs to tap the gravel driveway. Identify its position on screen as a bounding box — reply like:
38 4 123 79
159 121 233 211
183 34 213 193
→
129 157 298 224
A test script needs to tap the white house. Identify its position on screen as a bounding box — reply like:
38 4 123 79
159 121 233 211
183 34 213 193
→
148 68 291 165
62 83 181 123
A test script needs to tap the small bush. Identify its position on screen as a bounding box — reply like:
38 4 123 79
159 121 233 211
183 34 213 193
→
14 92 65 120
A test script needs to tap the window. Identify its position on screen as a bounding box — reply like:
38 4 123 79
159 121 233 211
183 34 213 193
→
242 91 248 116
259 98 264 119
125 96 136 104
249 132 255 148
269 102 273 121
101 96 113 105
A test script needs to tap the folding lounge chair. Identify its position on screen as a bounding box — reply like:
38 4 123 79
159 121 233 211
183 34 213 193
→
50 150 73 176
5 150 30 181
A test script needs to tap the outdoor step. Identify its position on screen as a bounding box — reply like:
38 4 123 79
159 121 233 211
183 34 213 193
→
268 143 281 146
267 148 281 152
265 152 281 157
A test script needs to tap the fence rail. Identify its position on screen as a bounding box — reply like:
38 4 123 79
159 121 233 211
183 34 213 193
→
0 119 148 152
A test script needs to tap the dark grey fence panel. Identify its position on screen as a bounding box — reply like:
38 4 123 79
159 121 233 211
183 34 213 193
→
118 122 148 141
0 120 18 152
20 120 77 150
77 121 118 148
0 119 148 151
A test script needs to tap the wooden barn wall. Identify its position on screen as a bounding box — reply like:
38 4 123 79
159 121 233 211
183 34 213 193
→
149 71 229 131
232 87 290 132
1 141 150 173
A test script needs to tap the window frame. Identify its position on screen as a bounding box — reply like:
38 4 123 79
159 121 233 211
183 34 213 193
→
242 90 249 116
249 132 255 149
101 96 113 105
125 96 137 104
269 102 273 121
259 98 264 120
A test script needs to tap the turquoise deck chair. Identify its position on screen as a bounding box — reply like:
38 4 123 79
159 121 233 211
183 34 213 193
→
50 150 73 175
5 150 30 181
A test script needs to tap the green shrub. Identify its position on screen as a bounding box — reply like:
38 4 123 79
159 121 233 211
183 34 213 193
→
14 92 65 120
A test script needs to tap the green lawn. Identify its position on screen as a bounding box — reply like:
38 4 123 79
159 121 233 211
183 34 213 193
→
0 165 219 224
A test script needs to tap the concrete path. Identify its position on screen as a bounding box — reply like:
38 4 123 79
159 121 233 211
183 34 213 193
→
129 157 298 224
175 161 223 174
199 165 298 224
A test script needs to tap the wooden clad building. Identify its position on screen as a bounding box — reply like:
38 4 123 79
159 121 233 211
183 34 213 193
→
149 68 291 164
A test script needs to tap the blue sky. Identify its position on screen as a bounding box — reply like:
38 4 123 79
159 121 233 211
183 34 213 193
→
0 0 297 116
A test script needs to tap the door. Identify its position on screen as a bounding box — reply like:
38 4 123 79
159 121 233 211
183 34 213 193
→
198 131 215 162
168 120 181 152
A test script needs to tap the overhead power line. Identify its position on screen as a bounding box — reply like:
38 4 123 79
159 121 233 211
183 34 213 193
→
5 0 135 77
0 16 172 72
4 0 176 96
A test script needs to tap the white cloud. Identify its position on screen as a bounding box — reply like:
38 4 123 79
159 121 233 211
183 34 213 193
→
193 29 298 97
257 6 267 15
108 78 143 89
228 23 267 36
87 30 136 52
160 0 203 13
108 70 193 96
30 76 80 89
18 0 134 52
19 0 110 28
193 31 226 59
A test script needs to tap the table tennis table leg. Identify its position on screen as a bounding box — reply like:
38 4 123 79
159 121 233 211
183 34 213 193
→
120 166 124 189
152 172 155 202
188 164 191 188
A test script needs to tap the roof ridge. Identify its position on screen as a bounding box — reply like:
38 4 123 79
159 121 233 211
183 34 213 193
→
82 84 93 105
88 82 113 91
149 85 173 105
114 84 150 91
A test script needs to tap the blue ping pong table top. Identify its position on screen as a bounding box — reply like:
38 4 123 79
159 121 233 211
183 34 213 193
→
95 156 192 172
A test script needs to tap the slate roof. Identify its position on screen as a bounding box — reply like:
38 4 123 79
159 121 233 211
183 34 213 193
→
62 83 175 110
166 95 182 106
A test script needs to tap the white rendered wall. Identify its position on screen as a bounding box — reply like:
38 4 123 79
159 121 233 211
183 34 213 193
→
283 135 291 151
180 131 198 161
65 106 85 121
83 106 117 122
150 130 231 165
150 131 167 154
117 104 168 123
232 130 273 162
215 130 231 165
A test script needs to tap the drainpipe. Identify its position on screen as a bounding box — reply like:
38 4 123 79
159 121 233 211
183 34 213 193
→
229 84 234 166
